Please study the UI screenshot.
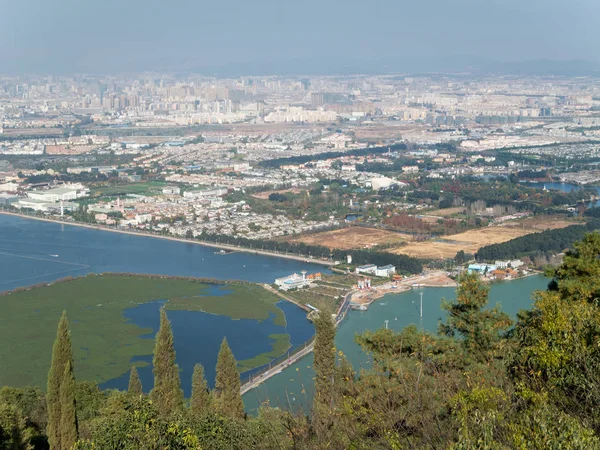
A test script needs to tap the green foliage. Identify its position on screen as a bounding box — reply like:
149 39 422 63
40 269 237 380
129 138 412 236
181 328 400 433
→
439 272 512 362
74 395 201 450
47 310 74 450
476 220 600 261
510 235 600 431
213 339 244 420
190 364 210 420
151 309 183 417
59 360 78 450
127 367 142 396
312 310 336 436
0 402 35 450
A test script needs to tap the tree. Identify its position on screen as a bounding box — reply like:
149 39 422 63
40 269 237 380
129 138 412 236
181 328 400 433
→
47 310 74 450
190 364 210 419
60 360 78 450
150 309 183 417
214 338 244 419
128 367 142 396
511 232 600 432
454 250 466 265
312 310 336 435
439 272 511 362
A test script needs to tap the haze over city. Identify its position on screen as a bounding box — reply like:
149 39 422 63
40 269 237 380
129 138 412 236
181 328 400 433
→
2 0 600 74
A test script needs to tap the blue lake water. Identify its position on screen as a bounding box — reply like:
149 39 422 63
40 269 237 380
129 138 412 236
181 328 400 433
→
0 214 320 394
0 214 330 292
101 300 313 397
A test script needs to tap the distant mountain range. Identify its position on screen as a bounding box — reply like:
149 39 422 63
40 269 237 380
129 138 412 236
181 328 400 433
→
182 56 600 78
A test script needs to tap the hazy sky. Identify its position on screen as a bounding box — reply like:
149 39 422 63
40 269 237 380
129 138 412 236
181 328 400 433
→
1 0 599 73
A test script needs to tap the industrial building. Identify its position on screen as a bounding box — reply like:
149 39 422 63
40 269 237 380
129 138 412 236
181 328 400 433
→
27 185 88 202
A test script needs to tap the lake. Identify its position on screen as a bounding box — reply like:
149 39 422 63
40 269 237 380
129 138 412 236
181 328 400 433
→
101 300 314 397
242 274 550 413
0 214 329 292
0 214 322 393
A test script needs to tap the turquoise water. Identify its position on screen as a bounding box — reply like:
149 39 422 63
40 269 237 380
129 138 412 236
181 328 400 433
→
242 275 550 413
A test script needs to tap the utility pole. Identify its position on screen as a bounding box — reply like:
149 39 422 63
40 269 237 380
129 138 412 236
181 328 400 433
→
420 292 423 319
384 320 389 329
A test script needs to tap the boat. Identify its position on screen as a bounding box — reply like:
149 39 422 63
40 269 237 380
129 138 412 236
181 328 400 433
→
214 249 227 255
49 254 59 257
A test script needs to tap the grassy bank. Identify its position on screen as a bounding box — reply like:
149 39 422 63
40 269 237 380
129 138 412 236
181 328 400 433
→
0 273 288 389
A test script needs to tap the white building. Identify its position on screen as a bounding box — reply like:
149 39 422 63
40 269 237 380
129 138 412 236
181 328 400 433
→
375 265 396 277
370 177 396 190
495 259 524 269
28 187 78 202
275 271 310 291
356 264 377 275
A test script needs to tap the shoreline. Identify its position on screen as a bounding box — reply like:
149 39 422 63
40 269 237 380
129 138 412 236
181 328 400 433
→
0 210 335 267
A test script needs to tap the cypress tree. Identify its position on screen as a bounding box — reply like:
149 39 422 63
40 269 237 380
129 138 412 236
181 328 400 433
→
312 309 336 433
214 338 244 419
128 366 142 395
150 308 183 416
47 310 74 450
59 359 78 450
190 363 211 419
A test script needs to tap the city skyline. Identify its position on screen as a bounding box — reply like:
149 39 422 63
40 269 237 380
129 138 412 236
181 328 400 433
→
1 0 599 74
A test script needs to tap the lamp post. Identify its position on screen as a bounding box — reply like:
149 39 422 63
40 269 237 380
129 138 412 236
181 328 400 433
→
420 292 423 319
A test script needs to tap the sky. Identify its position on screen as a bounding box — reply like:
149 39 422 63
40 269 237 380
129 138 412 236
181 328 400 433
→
1 0 599 74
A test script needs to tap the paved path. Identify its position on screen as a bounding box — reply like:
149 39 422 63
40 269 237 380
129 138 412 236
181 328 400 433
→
240 290 354 395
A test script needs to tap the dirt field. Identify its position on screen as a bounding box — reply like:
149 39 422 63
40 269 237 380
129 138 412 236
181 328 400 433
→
251 188 304 200
392 218 575 260
287 227 410 250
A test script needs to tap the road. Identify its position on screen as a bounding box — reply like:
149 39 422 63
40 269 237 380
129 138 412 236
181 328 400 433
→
240 290 354 395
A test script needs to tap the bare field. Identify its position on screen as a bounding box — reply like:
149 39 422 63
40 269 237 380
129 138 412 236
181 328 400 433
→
393 218 576 260
286 227 409 250
251 188 304 200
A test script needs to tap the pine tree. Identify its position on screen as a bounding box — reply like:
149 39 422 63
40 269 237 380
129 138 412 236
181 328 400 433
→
439 272 511 361
59 359 78 450
214 338 244 419
190 363 210 419
128 366 142 395
150 308 183 416
312 309 336 434
47 310 74 450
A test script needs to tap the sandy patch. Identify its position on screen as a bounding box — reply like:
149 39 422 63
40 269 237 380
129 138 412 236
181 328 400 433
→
287 227 409 250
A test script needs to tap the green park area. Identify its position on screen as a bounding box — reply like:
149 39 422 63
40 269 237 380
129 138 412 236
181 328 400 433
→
90 181 168 197
0 274 287 390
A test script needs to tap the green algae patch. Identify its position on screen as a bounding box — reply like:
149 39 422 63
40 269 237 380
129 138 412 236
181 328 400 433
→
0 274 289 389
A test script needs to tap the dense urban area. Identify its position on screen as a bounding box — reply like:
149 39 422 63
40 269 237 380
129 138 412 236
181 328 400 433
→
4 73 600 448
2 74 600 276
